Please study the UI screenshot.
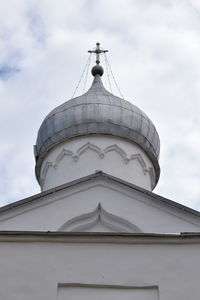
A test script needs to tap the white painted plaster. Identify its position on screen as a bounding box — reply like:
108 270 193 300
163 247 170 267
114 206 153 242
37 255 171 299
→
57 284 158 300
58 203 143 232
0 237 199 299
40 135 155 191
0 177 200 233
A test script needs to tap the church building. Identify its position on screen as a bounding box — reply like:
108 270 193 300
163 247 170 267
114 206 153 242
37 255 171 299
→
0 43 200 300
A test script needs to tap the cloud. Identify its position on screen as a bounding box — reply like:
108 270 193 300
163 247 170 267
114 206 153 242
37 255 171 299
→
0 64 20 80
0 0 200 211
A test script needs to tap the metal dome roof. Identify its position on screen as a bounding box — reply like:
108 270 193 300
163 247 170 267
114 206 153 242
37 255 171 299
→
35 74 160 185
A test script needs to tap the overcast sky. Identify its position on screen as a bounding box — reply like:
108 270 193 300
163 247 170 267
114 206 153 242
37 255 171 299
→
0 0 200 210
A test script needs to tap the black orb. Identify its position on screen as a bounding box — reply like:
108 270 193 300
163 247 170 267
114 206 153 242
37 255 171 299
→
91 65 104 76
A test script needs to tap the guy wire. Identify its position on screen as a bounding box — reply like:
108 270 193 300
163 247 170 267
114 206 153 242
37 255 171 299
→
71 53 91 99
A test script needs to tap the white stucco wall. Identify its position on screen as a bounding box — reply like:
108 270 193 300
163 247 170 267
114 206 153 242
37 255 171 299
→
0 176 200 233
40 135 155 191
0 234 199 300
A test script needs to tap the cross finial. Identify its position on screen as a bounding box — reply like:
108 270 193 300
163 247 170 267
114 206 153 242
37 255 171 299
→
88 42 108 65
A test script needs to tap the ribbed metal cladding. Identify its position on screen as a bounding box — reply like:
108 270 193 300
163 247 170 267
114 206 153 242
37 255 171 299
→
35 75 160 185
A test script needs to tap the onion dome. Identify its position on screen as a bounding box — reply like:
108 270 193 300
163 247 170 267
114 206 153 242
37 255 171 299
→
35 74 160 186
35 43 160 187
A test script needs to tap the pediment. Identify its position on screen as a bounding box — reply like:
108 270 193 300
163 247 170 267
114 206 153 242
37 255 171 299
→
0 172 200 233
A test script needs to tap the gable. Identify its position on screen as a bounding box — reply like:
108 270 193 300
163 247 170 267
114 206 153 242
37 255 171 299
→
0 173 200 233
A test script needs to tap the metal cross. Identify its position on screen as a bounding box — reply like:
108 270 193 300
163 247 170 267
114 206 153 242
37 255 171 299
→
88 42 108 65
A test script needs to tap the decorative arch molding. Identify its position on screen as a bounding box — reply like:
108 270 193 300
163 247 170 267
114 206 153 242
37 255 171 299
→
41 162 53 187
130 153 147 171
129 153 155 188
55 149 73 167
104 144 128 163
40 142 155 187
73 142 103 161
58 203 143 233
